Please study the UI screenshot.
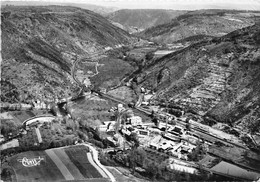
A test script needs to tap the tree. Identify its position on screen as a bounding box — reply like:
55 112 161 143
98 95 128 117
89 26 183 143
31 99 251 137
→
247 117 260 146
65 137 74 145
146 161 158 180
79 119 88 128
246 106 260 146
130 148 146 167
74 119 79 130
77 130 88 141
128 148 138 174
50 103 59 116
145 51 154 61
186 123 191 131
188 140 206 161
156 161 168 179
65 119 77 131
129 132 139 148
1 120 22 137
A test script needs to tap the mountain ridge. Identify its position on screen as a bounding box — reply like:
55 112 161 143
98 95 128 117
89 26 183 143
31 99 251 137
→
107 9 187 33
132 23 260 125
138 9 257 43
1 1 119 15
1 5 135 105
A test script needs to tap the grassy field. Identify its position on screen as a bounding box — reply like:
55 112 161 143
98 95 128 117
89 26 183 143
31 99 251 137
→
107 86 136 103
71 96 117 127
5 145 110 182
90 58 134 88
106 166 150 182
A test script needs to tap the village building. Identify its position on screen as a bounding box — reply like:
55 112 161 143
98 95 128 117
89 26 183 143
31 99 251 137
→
127 116 142 126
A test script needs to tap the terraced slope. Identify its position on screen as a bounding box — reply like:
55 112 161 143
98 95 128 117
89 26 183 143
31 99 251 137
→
133 23 260 125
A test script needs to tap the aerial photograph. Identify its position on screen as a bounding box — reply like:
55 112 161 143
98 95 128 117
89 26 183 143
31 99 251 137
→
0 0 260 181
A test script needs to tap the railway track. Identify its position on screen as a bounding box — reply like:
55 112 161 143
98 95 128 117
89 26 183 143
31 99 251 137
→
93 90 247 149
87 90 259 181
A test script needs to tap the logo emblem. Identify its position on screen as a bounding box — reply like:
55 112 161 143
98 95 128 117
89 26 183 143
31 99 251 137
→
17 156 45 167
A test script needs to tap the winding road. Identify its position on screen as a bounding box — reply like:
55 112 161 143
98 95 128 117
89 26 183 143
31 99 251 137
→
82 143 116 182
54 51 107 104
72 52 107 86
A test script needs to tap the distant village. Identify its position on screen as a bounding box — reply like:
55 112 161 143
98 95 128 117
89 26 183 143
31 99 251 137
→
1 84 260 182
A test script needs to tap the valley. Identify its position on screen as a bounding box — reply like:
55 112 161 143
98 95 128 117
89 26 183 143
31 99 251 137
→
107 9 187 33
1 3 260 182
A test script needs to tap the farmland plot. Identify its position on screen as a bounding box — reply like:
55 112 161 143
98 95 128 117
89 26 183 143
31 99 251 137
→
4 145 110 182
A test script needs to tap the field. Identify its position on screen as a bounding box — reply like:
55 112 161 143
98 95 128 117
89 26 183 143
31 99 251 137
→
70 96 117 127
107 86 136 103
90 57 134 88
106 166 150 182
10 110 50 123
4 145 110 182
0 110 50 124
77 61 99 77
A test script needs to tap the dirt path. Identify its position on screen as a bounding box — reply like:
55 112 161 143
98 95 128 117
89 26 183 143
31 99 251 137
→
71 52 107 86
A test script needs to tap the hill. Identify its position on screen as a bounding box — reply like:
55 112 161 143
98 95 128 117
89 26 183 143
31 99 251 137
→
107 9 187 33
1 5 135 104
138 9 257 43
132 23 260 127
1 1 119 16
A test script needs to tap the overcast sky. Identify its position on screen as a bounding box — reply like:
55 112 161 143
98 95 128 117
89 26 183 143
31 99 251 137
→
3 0 260 10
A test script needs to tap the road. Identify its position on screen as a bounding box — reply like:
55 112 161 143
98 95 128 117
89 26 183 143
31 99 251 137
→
81 143 116 182
22 115 56 126
72 52 107 85
57 51 107 104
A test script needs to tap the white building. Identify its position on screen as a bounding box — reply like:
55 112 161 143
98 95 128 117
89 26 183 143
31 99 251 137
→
136 129 150 137
99 121 117 132
0 135 5 143
117 104 125 112
105 46 112 51
144 94 153 102
129 116 142 126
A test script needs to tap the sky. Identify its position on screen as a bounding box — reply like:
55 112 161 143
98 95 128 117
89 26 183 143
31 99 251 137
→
2 0 260 10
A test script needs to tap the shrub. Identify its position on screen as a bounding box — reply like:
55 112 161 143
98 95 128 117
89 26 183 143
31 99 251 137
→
253 30 260 45
0 119 22 137
88 139 104 148
77 130 88 141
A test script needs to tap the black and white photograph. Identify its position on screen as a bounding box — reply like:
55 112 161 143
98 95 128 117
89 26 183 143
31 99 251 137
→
1 0 260 181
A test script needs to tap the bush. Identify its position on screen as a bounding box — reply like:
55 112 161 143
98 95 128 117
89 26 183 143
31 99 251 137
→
77 130 88 141
145 52 154 60
88 139 104 148
188 141 206 161
99 152 119 166
0 119 22 137
253 30 260 45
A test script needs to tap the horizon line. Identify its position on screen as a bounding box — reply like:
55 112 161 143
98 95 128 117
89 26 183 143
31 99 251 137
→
2 0 260 11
